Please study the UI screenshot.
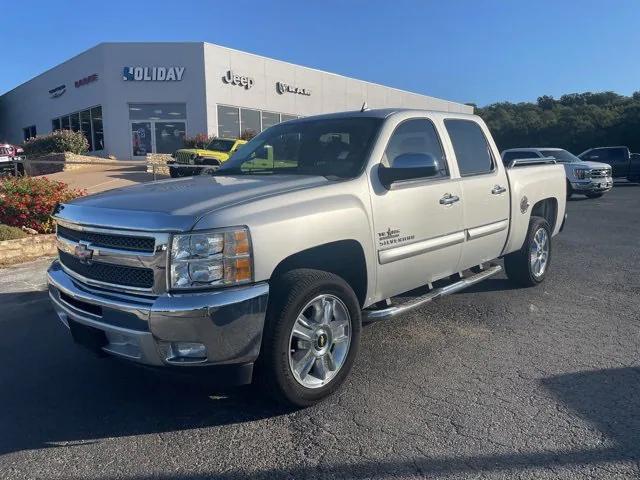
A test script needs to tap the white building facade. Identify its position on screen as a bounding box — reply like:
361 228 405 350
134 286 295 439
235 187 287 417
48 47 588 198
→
0 42 472 160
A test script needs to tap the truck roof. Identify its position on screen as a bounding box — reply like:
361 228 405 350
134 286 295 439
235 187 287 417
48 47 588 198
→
502 147 564 152
286 108 478 122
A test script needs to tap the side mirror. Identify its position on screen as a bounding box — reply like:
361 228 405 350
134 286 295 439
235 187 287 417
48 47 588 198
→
378 153 439 189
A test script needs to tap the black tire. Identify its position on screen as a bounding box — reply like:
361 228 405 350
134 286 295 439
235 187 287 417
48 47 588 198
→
169 167 183 178
566 180 573 199
200 159 221 175
257 269 361 407
586 192 603 198
504 216 552 287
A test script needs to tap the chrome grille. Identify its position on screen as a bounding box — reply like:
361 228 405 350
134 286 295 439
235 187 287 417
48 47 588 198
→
57 225 155 252
590 169 611 178
59 250 154 289
55 220 170 294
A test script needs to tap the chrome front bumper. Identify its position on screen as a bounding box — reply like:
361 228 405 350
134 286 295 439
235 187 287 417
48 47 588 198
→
47 260 269 368
571 179 613 192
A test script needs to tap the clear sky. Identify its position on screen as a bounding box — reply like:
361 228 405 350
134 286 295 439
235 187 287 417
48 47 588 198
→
3 0 639 106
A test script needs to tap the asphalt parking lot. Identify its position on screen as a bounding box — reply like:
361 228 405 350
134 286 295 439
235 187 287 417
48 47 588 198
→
1 185 638 480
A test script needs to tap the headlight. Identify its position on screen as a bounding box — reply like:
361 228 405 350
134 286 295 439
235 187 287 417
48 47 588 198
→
574 168 589 180
169 227 252 289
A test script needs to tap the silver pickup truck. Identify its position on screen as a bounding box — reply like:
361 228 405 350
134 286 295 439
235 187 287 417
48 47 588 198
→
48 109 567 406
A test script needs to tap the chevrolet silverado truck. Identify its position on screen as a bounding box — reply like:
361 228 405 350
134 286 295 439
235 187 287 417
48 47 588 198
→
502 147 612 198
168 138 247 177
578 146 640 182
48 109 567 406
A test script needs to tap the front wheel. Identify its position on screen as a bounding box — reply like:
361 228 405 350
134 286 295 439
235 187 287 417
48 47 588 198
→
504 216 552 287
257 269 361 407
586 192 603 198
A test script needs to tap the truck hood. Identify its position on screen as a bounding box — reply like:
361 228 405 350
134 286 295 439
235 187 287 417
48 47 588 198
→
55 175 329 232
568 160 611 170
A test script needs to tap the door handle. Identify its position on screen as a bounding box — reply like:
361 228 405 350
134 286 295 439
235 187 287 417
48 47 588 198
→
439 193 460 205
491 185 507 195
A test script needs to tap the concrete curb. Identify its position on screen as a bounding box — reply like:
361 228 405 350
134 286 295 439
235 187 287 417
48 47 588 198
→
0 234 57 265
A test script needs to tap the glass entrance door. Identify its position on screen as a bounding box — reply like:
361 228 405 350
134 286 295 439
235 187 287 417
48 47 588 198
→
131 122 152 157
154 121 186 154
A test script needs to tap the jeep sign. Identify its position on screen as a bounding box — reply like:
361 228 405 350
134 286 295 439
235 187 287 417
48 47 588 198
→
123 66 185 82
222 70 254 89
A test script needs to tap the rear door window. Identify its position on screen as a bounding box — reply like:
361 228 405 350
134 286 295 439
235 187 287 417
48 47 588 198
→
445 119 495 176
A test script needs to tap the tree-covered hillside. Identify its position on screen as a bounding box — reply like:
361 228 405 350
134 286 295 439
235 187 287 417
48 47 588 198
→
474 91 640 154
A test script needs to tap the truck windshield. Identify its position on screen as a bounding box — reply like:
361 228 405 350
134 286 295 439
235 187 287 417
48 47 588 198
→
217 117 383 179
207 139 236 152
539 149 582 163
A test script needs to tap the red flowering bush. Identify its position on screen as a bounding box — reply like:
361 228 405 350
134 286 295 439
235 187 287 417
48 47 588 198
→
183 133 218 149
0 177 86 233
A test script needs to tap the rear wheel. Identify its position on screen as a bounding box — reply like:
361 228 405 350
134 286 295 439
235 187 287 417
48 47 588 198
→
504 216 551 287
257 269 361 407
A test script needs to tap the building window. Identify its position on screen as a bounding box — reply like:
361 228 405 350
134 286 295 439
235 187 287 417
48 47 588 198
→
240 108 261 137
52 105 105 152
261 111 281 131
91 106 104 151
23 125 37 141
70 113 80 133
128 103 187 156
217 105 298 138
217 105 240 138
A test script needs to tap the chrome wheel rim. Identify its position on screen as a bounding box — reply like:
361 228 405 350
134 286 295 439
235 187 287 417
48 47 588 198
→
288 294 351 389
530 227 549 277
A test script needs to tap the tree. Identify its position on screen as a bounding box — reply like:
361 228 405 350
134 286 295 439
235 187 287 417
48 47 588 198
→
475 90 639 153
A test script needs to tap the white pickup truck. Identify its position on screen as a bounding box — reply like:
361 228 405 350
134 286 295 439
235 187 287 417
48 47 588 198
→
47 109 567 406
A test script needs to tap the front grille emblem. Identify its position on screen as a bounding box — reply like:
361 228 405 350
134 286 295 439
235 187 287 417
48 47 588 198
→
74 243 94 265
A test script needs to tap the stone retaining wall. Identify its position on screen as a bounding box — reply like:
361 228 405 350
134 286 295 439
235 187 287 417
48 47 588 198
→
25 153 118 176
0 234 57 265
146 153 172 176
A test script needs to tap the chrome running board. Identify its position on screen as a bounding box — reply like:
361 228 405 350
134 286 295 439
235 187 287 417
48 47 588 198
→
362 265 502 323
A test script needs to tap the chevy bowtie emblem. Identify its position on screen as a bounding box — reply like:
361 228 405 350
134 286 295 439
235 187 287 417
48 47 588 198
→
74 243 94 265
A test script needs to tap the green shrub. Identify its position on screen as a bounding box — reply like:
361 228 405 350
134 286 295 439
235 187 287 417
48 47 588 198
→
183 133 218 149
22 130 89 156
0 176 86 233
0 224 27 241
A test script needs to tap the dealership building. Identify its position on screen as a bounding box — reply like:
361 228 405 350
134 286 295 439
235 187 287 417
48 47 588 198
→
0 42 472 160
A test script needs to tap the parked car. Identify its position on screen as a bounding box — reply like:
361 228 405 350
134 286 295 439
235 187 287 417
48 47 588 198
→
578 146 640 182
502 148 612 198
168 138 247 177
0 143 24 176
47 109 567 406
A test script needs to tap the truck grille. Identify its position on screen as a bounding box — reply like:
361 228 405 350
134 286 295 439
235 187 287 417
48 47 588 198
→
590 169 611 178
175 151 193 164
59 250 155 289
57 225 155 253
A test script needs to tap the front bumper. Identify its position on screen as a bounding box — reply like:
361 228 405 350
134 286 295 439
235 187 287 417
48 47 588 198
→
570 179 613 193
47 261 269 372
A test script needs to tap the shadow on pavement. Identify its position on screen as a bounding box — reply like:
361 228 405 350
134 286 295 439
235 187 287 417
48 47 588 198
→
0 290 290 457
89 368 640 479
3 288 639 477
